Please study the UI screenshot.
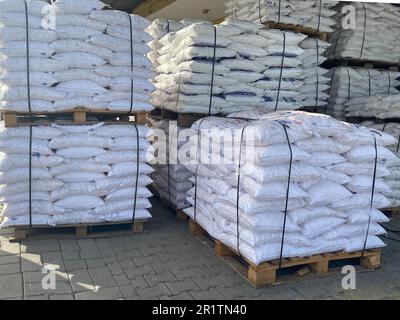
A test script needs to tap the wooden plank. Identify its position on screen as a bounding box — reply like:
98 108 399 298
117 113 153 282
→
176 210 189 222
11 219 150 240
263 21 328 41
133 0 177 17
188 219 204 236
2 110 148 127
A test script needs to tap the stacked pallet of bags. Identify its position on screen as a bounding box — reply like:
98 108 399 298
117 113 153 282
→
326 67 400 120
0 123 153 227
0 0 154 112
183 111 392 265
146 19 184 69
151 20 307 115
148 118 193 209
345 95 400 120
225 0 338 32
360 120 400 208
299 38 330 111
327 2 400 64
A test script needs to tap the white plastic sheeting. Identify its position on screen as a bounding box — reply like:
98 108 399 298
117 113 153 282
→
148 119 193 209
225 0 338 32
361 120 400 208
183 111 392 265
0 0 154 112
326 67 400 120
0 122 154 227
328 2 400 64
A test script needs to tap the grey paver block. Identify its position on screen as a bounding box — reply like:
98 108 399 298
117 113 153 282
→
80 250 101 260
88 267 116 288
130 275 150 289
75 287 123 300
62 250 80 261
132 255 161 268
64 259 87 272
138 283 172 300
24 281 72 296
151 260 181 273
0 263 20 275
165 279 201 295
50 294 75 300
189 288 226 300
0 273 22 299
144 271 177 286
124 264 155 279
86 258 106 269
0 242 20 255
68 270 95 293
194 276 231 290
107 262 124 276
0 255 20 265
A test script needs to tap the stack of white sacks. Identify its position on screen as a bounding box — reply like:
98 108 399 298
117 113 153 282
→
328 2 400 64
327 67 400 120
299 38 331 111
225 0 338 32
0 122 154 227
148 119 193 209
146 19 184 70
360 119 400 208
0 0 154 112
151 20 307 115
345 95 400 120
183 111 391 265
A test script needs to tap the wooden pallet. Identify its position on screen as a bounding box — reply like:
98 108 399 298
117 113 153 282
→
12 219 149 240
383 207 400 219
263 21 328 41
1 109 148 127
187 219 381 288
326 59 400 71
149 108 212 128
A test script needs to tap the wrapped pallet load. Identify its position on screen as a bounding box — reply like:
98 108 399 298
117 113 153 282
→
0 122 154 227
360 120 400 208
183 111 392 265
146 19 184 69
0 0 154 112
148 119 193 210
225 0 338 32
328 2 400 64
299 38 331 111
326 67 400 120
151 20 307 115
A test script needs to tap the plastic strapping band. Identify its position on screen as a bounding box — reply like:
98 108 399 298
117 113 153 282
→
258 0 263 24
362 136 377 256
166 20 170 33
388 72 392 94
397 135 400 153
167 126 171 202
24 0 32 113
274 31 286 112
277 0 282 24
326 67 338 114
193 119 206 222
358 3 367 60
314 38 320 112
236 124 249 256
317 0 322 32
278 122 293 269
382 123 388 132
29 125 33 228
346 67 351 101
367 70 371 96
131 124 140 224
208 26 217 116
128 14 134 114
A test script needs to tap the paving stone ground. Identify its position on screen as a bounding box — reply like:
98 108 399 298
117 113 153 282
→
0 198 399 300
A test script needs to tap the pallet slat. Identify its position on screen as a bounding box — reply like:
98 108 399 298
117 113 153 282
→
187 218 381 288
12 219 149 240
1 109 148 127
149 108 211 127
383 207 400 219
263 21 328 41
